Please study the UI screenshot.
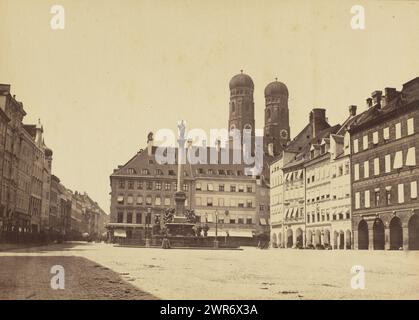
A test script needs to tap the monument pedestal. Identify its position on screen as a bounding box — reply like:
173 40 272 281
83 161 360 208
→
175 191 186 216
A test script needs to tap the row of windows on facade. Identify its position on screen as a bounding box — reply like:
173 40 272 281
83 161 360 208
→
306 210 350 223
118 180 253 193
196 183 253 193
271 161 350 187
306 161 350 184
354 181 418 209
126 167 246 177
116 211 254 225
117 195 188 207
118 180 188 191
195 197 255 208
353 117 415 154
353 147 416 181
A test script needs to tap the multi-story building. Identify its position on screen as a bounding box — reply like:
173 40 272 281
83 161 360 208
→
0 91 10 236
109 72 279 245
0 85 27 239
49 175 62 236
350 78 419 250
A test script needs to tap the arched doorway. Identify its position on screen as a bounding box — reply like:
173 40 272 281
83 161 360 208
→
286 229 293 248
408 214 419 250
324 229 330 246
358 220 369 250
345 230 352 249
389 217 403 250
314 230 321 246
307 230 313 246
373 218 385 250
339 231 345 249
296 228 303 248
271 233 278 248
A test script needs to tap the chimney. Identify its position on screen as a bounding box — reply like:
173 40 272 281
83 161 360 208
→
371 90 382 108
310 108 327 138
348 105 357 117
384 87 398 106
366 98 373 108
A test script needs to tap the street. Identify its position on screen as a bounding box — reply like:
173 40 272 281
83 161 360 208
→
0 242 418 300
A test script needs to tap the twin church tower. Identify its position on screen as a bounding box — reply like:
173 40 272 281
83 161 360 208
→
228 70 290 157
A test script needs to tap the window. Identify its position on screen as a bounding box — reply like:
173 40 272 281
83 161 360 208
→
207 198 213 207
353 139 359 153
354 163 360 181
238 217 244 224
406 147 416 166
230 199 236 207
207 184 213 191
164 182 171 191
119 180 125 189
229 218 236 224
238 200 244 208
374 158 380 176
136 212 142 224
168 170 176 176
365 190 370 208
230 185 236 192
142 169 149 175
307 215 310 223
411 181 418 199
260 205 265 212
385 154 391 173
127 212 133 224
117 212 123 223
355 192 360 209
137 196 143 205
127 195 133 204
375 190 380 206
208 169 213 175
385 188 391 205
146 181 153 190
373 131 379 144
246 217 252 224
398 184 405 203
383 127 390 140
247 200 252 208
155 196 161 206
246 186 252 193
218 198 224 206
218 184 224 192
137 181 143 190
393 151 403 169
407 118 414 135
183 183 189 191
395 122 402 139
363 161 369 178
164 197 171 206
117 195 124 204
146 196 152 205
155 182 162 190
363 135 368 150
238 185 244 192
128 181 134 189
195 183 201 191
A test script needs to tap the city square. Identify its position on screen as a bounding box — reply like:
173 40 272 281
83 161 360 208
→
0 242 418 300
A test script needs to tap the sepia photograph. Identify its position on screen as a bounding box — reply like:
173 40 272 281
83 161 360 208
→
0 0 418 309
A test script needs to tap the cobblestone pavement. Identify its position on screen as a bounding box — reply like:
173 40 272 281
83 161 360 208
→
0 242 418 299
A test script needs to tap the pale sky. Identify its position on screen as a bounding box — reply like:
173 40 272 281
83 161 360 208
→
1 0 418 212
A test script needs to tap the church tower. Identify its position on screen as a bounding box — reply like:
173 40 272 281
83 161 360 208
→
264 79 290 156
228 70 255 148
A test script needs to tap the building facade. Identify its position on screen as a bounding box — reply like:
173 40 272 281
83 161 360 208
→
350 78 419 250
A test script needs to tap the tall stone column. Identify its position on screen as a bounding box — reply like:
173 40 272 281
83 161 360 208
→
175 120 187 216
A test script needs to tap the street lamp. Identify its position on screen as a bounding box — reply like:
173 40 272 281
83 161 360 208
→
145 207 151 247
214 210 219 249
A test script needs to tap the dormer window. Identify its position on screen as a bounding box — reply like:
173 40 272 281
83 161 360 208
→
127 168 136 175
141 169 149 175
